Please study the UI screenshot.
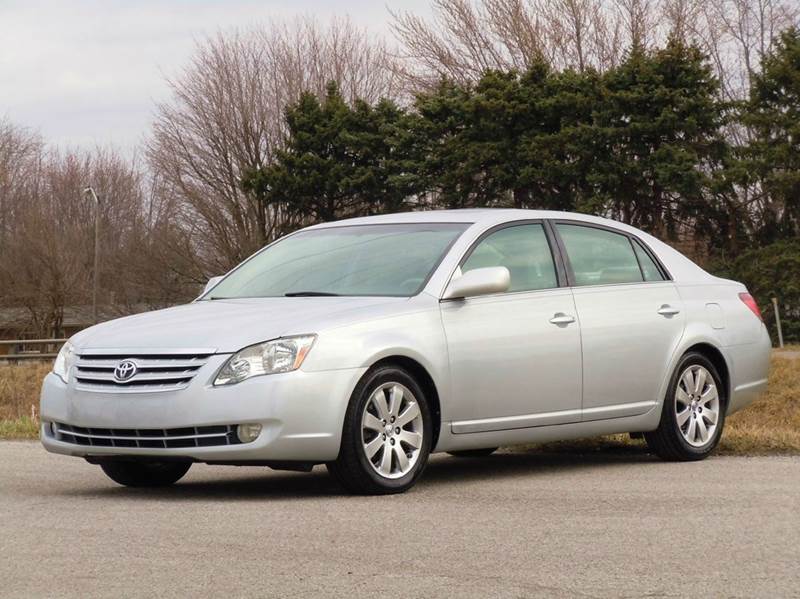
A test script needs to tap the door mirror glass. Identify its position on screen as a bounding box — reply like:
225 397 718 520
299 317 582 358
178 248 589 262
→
442 267 510 300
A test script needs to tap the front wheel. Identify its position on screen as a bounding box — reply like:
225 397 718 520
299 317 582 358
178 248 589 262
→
100 460 192 487
327 365 432 495
645 352 726 461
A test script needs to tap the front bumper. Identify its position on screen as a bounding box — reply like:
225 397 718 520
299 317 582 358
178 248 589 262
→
40 355 367 463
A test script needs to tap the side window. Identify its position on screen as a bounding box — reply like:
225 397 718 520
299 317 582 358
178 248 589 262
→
462 224 557 292
632 239 665 281
556 224 643 286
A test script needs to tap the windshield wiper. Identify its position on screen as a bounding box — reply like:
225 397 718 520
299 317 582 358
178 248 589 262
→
284 291 341 297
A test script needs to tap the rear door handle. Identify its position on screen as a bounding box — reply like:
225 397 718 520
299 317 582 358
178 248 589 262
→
657 305 680 317
549 313 576 325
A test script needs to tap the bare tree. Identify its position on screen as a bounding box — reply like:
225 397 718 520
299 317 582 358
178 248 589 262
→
661 0 703 42
612 0 659 50
0 120 42 251
539 0 608 71
695 0 799 102
0 143 151 336
391 0 799 96
391 0 673 88
147 17 400 281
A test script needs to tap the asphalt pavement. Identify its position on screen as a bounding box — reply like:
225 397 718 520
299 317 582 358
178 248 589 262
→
1 441 798 598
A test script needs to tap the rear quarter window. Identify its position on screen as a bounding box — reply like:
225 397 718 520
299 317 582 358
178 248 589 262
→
632 239 666 282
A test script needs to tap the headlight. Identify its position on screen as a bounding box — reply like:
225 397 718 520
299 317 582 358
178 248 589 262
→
214 335 316 386
53 341 76 384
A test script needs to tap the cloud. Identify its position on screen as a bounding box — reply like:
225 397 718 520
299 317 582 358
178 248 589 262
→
0 0 428 153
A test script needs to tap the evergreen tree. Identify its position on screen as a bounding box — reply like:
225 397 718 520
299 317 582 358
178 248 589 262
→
591 39 728 241
742 27 800 243
243 82 418 225
410 71 526 209
410 64 601 211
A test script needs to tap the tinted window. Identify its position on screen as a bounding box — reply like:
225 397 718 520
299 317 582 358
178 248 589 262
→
462 224 557 292
205 223 468 298
557 224 643 286
632 240 665 281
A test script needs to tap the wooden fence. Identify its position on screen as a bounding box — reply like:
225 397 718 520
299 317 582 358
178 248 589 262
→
0 339 67 362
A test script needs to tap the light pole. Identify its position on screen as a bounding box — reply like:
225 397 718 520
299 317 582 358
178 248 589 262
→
84 187 101 324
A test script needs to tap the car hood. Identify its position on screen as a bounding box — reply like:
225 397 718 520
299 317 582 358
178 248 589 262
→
72 297 409 353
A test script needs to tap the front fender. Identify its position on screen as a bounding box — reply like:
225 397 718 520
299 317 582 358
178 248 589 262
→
301 307 453 421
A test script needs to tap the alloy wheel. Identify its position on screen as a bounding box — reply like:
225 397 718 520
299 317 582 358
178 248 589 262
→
675 365 720 447
361 382 424 479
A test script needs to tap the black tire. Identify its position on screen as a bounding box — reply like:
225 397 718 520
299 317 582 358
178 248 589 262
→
448 448 498 458
327 365 432 495
645 352 726 461
100 460 192 487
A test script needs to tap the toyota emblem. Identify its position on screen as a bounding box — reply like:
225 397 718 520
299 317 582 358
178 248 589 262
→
114 360 138 382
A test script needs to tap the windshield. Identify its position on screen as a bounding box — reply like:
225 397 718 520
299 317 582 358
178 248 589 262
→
204 223 469 299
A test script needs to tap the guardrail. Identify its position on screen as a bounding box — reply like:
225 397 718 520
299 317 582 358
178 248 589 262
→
0 338 66 362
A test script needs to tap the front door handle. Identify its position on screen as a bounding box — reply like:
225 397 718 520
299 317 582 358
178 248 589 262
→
657 304 681 317
549 313 576 325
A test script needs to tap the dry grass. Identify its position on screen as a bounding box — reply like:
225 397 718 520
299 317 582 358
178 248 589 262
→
720 354 800 454
0 356 798 454
0 416 39 439
0 363 50 420
0 362 50 440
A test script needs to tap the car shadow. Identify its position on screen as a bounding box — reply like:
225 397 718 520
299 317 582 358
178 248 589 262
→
422 445 656 487
54 445 656 501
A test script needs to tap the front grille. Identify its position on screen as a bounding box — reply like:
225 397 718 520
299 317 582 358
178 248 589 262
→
53 423 241 448
74 353 212 393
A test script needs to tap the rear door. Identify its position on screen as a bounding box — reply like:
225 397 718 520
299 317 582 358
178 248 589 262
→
552 221 685 421
441 221 583 433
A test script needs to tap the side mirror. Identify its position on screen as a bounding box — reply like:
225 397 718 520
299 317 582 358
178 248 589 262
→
202 275 224 296
442 267 510 300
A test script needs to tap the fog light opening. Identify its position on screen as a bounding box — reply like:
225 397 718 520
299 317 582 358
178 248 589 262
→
49 421 59 439
236 423 262 443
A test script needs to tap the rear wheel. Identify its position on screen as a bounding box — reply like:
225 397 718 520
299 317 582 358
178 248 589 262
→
448 448 498 458
645 352 725 461
100 460 192 487
327 365 432 495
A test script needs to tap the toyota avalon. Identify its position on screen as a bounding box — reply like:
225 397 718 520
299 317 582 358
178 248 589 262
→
40 210 772 494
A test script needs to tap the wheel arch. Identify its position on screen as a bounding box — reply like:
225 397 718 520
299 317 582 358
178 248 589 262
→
367 355 443 451
682 342 731 407
652 335 733 425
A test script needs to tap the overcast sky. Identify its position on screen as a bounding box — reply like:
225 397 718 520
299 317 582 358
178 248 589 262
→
0 0 430 154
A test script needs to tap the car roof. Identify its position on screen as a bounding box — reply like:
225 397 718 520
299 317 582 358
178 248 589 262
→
307 208 573 227
305 208 658 232
307 208 670 243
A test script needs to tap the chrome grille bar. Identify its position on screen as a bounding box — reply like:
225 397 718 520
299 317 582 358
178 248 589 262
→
74 371 197 384
75 358 208 370
74 351 212 393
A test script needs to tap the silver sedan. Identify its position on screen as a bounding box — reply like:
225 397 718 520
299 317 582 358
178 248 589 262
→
40 209 772 494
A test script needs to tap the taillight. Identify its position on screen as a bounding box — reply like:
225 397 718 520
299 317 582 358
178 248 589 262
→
739 292 763 321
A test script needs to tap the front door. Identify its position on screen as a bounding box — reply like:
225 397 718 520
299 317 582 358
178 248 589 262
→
441 222 583 433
